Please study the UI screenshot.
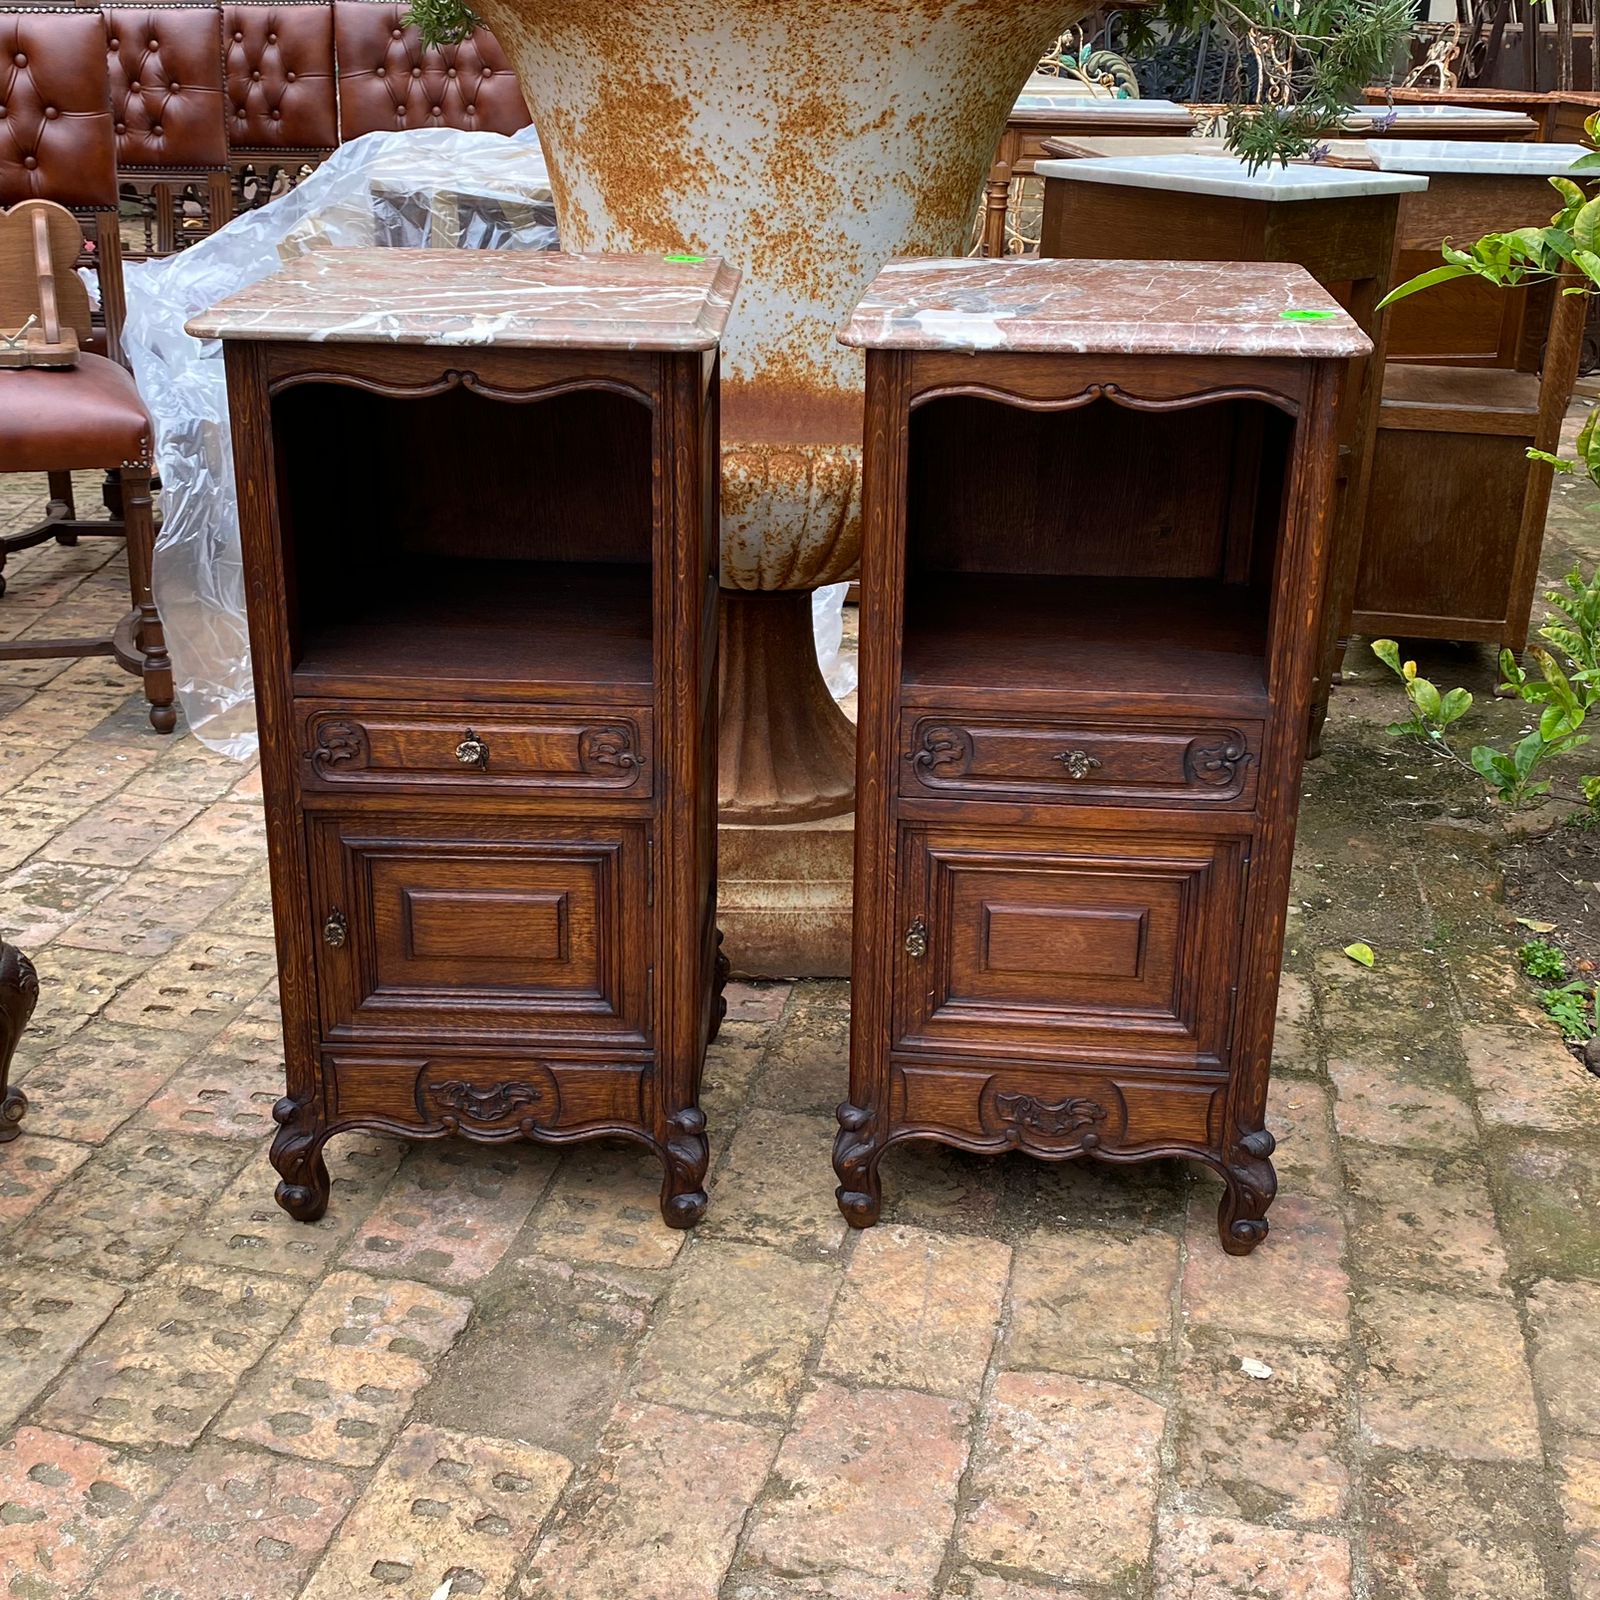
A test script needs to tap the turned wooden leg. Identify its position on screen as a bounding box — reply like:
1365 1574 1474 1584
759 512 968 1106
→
119 468 177 734
46 471 76 541
833 1102 884 1227
0 941 40 1143
658 1106 709 1228
1215 1128 1277 1256
270 1093 331 1220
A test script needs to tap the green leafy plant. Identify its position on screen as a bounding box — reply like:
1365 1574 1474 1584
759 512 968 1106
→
405 0 479 46
1380 112 1600 329
1540 980 1598 1041
1370 566 1600 816
1519 939 1569 981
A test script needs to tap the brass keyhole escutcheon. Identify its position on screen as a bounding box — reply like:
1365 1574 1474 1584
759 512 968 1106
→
455 729 489 770
323 908 348 948
904 918 929 959
1056 749 1101 780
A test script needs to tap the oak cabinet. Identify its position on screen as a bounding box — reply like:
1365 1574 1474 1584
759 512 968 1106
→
833 257 1366 1253
190 250 736 1227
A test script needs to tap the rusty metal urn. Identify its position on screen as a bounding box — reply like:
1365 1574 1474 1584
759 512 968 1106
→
474 0 1076 832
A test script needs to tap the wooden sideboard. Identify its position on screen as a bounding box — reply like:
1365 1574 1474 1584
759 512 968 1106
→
1351 142 1592 654
190 249 735 1227
833 257 1366 1254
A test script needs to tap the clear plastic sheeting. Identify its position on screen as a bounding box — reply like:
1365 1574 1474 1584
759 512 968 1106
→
812 581 856 701
121 127 557 756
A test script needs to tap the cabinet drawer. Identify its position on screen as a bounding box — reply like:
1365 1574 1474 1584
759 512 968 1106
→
893 821 1247 1068
308 811 650 1046
300 702 651 795
901 713 1260 807
891 1060 1227 1157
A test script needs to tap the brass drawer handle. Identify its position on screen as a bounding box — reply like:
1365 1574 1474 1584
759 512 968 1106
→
322 908 347 948
1055 749 1102 780
455 729 489 770
904 918 928 959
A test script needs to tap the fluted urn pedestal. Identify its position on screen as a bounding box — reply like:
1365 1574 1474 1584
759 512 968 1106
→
475 0 1078 971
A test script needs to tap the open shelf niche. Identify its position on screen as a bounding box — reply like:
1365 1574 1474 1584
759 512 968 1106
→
901 393 1292 714
272 381 656 702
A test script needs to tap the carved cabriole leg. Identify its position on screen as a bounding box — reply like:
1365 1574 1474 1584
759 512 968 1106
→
1216 1127 1277 1256
0 940 39 1143
833 1102 884 1227
270 1093 331 1221
659 1106 709 1229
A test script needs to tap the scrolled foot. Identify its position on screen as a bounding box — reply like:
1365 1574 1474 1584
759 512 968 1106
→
0 940 39 1145
270 1093 330 1222
0 1085 27 1144
833 1101 884 1228
1217 1127 1277 1257
660 1106 709 1229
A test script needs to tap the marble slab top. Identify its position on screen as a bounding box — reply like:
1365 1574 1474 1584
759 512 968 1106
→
1035 153 1428 201
1012 91 1196 123
1344 102 1538 125
839 258 1372 359
186 249 741 350
1365 139 1593 174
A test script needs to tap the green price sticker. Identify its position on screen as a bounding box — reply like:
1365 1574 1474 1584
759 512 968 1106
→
1280 309 1338 321
663 253 707 264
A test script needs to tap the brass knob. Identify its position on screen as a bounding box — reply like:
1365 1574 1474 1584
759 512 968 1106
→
904 918 928 959
322 908 347 948
455 729 489 770
1055 749 1101 780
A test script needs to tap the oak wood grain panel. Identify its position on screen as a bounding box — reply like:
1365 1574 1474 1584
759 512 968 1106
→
299 701 652 794
901 712 1262 808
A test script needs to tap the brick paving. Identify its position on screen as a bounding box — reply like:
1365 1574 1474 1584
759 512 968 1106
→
3 460 1600 1599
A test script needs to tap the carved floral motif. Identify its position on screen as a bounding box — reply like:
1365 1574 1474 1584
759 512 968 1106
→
429 1080 545 1123
307 718 368 777
992 1091 1108 1144
579 725 643 774
911 723 973 777
1186 734 1254 788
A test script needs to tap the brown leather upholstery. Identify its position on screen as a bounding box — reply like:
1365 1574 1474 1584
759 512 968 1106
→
104 5 228 170
0 10 118 208
0 353 152 473
333 1 530 140
224 1 336 152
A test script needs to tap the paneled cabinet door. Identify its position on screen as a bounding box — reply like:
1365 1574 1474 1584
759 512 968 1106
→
892 820 1249 1071
306 811 651 1047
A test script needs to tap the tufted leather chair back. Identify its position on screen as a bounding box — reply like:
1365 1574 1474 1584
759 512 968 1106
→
332 0 529 141
223 0 336 153
0 8 118 208
104 5 228 170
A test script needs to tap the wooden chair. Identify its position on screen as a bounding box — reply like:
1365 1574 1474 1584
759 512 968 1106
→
223 0 338 213
0 7 176 733
103 3 234 256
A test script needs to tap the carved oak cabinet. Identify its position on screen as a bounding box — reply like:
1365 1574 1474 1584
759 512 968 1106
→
834 259 1368 1254
190 249 736 1226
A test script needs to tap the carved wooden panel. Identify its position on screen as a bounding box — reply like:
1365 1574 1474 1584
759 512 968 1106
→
307 811 650 1046
892 1061 1225 1153
323 1052 649 1136
300 702 652 794
893 821 1247 1067
901 713 1260 807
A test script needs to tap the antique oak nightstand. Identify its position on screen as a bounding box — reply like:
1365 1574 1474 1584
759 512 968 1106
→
189 249 736 1227
833 258 1367 1254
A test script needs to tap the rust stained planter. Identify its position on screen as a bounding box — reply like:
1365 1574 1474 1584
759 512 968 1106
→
474 0 1076 821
